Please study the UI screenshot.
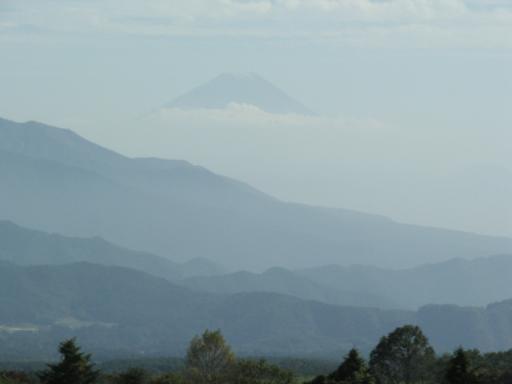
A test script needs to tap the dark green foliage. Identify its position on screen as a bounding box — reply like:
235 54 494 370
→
11 326 512 384
112 368 150 384
229 359 295 384
38 339 99 384
369 325 435 384
444 348 477 384
309 375 327 384
309 349 373 384
328 349 374 384
0 371 37 384
150 373 185 384
97 358 184 375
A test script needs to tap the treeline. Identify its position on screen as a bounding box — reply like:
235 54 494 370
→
3 325 512 384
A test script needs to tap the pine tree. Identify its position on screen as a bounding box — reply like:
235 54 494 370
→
39 339 99 384
328 349 374 384
445 348 477 384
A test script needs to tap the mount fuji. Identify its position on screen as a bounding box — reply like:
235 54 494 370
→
165 73 314 115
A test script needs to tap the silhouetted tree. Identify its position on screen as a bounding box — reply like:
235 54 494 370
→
444 348 478 384
328 349 374 384
369 325 435 384
39 339 99 384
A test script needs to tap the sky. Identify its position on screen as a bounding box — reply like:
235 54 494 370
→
1 0 511 236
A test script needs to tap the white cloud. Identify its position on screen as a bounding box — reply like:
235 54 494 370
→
3 0 512 48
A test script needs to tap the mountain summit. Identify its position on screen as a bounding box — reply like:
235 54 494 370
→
165 73 314 115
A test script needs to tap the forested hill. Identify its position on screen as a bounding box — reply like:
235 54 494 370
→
2 262 512 360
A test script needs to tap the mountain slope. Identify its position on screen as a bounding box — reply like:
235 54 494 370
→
0 262 410 359
2 262 512 360
182 267 397 309
1 117 512 270
182 254 512 309
298 254 512 308
164 73 314 115
0 220 223 280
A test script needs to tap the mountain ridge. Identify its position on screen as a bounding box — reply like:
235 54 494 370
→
1 116 512 270
3 262 512 359
0 220 225 280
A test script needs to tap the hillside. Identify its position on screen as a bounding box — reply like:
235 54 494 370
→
1 117 512 270
182 267 397 309
2 262 512 360
298 255 512 308
181 254 512 309
0 220 224 280
0 262 409 360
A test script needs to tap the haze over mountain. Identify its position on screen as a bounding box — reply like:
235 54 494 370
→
5 220 512 311
2 0 511 239
182 267 397 309
1 116 512 271
182 254 512 309
0 220 224 280
164 73 314 115
3 262 512 360
297 255 512 309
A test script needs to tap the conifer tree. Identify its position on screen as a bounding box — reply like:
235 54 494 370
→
445 348 477 384
329 349 374 384
39 339 99 384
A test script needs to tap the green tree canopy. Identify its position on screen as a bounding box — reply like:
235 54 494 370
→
185 329 236 384
113 368 150 384
444 348 478 384
39 339 99 384
229 359 295 384
328 349 374 384
369 325 435 384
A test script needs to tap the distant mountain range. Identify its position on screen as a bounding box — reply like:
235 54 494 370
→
164 73 314 115
0 220 224 280
4 220 512 311
184 255 512 309
2 261 512 360
1 116 512 270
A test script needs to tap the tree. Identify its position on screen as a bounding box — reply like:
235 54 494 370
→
444 348 477 384
0 371 33 384
114 368 150 384
39 339 99 384
229 359 295 384
151 373 185 384
369 325 435 384
328 349 374 384
184 329 235 384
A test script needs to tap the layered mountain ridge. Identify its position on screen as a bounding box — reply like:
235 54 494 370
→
1 117 511 270
2 261 512 360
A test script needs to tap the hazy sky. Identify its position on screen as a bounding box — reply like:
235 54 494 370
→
1 0 511 236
